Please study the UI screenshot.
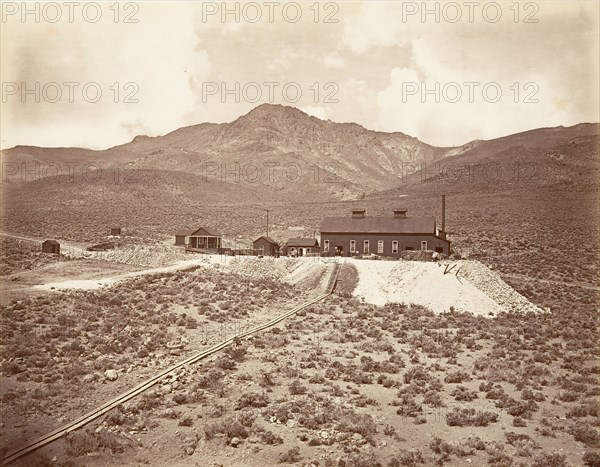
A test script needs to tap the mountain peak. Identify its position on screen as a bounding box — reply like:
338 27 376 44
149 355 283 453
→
241 103 312 121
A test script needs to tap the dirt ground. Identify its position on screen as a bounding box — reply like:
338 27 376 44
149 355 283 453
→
0 251 597 467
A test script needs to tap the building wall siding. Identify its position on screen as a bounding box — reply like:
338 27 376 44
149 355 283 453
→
253 238 278 256
321 233 449 256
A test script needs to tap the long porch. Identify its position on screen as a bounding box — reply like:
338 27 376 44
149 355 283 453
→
188 235 222 250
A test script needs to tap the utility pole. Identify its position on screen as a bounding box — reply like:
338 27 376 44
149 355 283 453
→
265 209 270 238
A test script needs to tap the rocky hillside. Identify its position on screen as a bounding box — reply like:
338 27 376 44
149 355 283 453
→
1 104 447 196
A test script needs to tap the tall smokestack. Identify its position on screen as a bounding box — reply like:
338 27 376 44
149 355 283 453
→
442 194 446 239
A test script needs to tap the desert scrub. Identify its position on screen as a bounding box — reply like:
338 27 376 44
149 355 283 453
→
204 415 250 442
288 380 308 395
531 451 568 467
278 446 301 464
423 390 445 408
568 423 600 447
583 451 600 466
388 449 426 466
430 436 485 462
394 395 422 418
444 370 471 384
335 411 378 444
66 429 132 456
451 386 478 401
446 407 498 427
235 392 269 409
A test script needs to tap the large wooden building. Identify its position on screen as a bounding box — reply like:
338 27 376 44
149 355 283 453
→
320 208 450 257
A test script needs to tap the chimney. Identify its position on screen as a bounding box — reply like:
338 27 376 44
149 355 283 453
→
393 209 407 219
442 195 446 239
351 209 366 219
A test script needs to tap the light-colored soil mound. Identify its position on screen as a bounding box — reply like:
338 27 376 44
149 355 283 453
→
32 252 541 316
226 256 333 291
83 245 190 267
350 258 543 315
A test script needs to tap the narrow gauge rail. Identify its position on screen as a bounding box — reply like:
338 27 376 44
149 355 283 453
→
3 262 341 465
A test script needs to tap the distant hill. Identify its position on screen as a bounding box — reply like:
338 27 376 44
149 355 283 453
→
1 104 598 246
1 104 449 198
373 123 600 197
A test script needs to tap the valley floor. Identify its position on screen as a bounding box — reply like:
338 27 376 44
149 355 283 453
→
0 240 598 467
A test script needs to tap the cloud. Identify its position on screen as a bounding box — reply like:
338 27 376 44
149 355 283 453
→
300 105 328 120
323 54 345 69
0 1 597 149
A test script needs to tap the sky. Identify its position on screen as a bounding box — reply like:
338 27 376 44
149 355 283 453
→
1 1 599 149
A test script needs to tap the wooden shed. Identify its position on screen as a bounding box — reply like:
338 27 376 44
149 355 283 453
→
41 240 60 254
284 238 319 257
253 236 279 256
175 230 194 246
110 227 121 236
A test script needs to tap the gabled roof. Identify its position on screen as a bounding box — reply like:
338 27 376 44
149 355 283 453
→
175 230 195 237
253 236 279 245
320 216 436 234
189 227 221 237
287 238 319 247
43 239 60 245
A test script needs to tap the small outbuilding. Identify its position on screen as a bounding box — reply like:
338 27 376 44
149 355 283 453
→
41 240 60 254
285 238 320 257
253 236 279 256
175 230 194 246
110 227 122 236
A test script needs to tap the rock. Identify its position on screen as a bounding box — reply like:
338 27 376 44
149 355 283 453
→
185 446 195 455
82 374 96 383
320 431 329 439
230 437 241 447
160 384 172 395
269 416 277 423
286 419 296 428
104 369 118 381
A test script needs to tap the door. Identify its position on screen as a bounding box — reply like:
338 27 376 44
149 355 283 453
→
364 240 370 254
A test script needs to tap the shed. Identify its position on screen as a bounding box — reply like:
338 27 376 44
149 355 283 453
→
41 240 60 254
285 238 319 257
110 227 121 236
253 236 279 256
175 230 194 246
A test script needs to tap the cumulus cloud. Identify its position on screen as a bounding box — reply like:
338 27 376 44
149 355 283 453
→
1 1 597 149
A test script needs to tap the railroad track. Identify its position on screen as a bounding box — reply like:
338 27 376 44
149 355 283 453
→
2 262 341 465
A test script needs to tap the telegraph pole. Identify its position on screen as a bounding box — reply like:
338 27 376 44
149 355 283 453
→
265 209 270 238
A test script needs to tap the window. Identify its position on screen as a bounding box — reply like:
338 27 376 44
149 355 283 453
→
378 240 384 254
421 241 428 251
350 240 356 253
323 240 329 253
364 240 370 254
392 241 398 254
